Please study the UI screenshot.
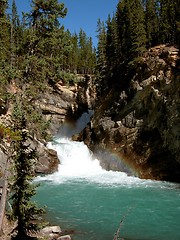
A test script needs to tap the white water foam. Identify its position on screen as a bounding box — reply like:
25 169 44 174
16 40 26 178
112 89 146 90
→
35 137 160 187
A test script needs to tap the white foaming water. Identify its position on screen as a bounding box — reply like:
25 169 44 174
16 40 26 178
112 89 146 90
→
49 138 103 177
35 137 162 187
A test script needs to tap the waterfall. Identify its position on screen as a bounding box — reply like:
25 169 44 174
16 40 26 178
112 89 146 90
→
36 136 144 186
48 138 103 177
35 111 150 186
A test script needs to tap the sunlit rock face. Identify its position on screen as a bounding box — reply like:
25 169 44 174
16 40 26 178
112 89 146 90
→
84 45 180 182
37 75 96 136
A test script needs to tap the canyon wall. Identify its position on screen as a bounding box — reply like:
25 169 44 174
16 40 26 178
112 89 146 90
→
84 45 180 182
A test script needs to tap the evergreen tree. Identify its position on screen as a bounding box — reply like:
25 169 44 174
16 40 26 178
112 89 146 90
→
10 0 21 67
174 0 180 45
86 37 96 74
96 19 107 77
78 28 87 73
61 29 74 71
0 0 10 63
11 101 44 239
70 33 79 73
0 0 7 18
29 0 67 34
0 0 11 99
11 0 19 28
116 0 127 62
77 29 95 74
145 0 159 47
158 0 179 44
106 14 118 73
19 0 69 86
158 0 171 43
116 0 147 63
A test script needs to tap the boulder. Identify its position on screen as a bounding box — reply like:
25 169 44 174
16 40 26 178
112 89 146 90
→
57 235 71 240
26 138 60 175
36 146 60 174
40 226 62 235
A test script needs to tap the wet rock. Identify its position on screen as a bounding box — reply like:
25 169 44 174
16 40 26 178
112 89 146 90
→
41 226 62 235
35 141 60 174
57 235 71 240
38 226 62 239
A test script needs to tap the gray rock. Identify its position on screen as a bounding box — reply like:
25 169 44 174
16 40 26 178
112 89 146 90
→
0 149 7 175
40 226 62 235
57 235 71 240
29 138 60 174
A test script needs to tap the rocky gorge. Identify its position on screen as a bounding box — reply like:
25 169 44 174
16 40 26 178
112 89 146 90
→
0 44 179 183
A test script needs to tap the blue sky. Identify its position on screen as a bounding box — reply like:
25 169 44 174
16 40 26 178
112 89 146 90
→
8 0 119 46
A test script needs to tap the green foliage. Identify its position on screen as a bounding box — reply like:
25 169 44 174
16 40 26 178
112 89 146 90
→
96 19 107 77
117 0 147 61
25 103 51 140
78 29 96 74
0 5 11 62
29 0 67 33
10 101 45 238
0 0 8 18
57 70 79 85
0 124 21 142
145 0 159 47
106 15 118 73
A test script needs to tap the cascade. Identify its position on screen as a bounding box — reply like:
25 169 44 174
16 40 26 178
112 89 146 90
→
36 111 151 186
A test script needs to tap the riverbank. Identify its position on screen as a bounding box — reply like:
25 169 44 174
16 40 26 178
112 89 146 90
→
1 217 72 240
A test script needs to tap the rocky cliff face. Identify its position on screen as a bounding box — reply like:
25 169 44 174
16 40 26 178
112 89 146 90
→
35 74 96 136
84 45 180 182
0 75 95 175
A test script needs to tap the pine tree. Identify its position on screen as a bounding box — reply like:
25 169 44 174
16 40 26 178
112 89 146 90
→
0 0 7 18
106 14 118 73
10 0 21 67
78 28 86 74
86 37 96 74
116 0 127 62
0 0 10 62
78 29 95 74
96 19 107 77
19 0 69 86
0 0 11 99
11 100 44 239
116 0 147 62
29 0 67 34
158 0 178 44
145 0 159 47
174 0 180 45
70 33 79 73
